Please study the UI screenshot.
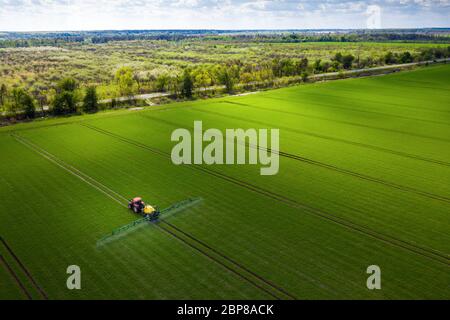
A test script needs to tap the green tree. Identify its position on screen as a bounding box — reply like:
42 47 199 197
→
181 69 194 98
0 84 7 107
384 51 397 64
52 78 78 115
419 49 433 61
10 88 25 115
7 88 35 118
333 52 343 63
115 66 136 97
433 48 444 59
53 91 76 115
271 59 282 77
313 59 322 73
168 75 182 96
400 51 413 64
58 78 77 92
240 72 253 87
156 74 169 92
341 54 355 69
21 92 36 119
34 89 48 115
280 58 295 77
320 61 331 73
218 68 235 94
83 86 98 113
193 69 212 94
295 58 309 74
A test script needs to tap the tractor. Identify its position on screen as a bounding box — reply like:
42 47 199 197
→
128 197 160 221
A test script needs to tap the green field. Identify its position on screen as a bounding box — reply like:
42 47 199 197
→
1 64 449 299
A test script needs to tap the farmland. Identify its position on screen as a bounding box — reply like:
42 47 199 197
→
0 64 449 299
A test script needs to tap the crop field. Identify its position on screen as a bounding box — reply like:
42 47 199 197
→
0 64 449 299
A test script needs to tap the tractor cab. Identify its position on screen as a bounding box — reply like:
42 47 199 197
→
128 197 145 214
128 197 160 221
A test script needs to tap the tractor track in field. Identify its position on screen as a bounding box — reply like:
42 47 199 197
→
0 237 48 299
78 123 450 266
155 222 293 300
220 100 450 144
272 149 450 204
138 113 450 205
11 133 297 300
0 102 194 135
0 254 32 299
191 104 450 168
273 147 450 204
386 79 450 94
13 134 127 208
294 85 450 114
160 220 300 299
262 94 450 127
5 96 450 167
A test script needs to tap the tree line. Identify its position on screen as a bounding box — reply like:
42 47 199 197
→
276 32 450 43
0 78 98 120
1 47 448 121
2 30 449 48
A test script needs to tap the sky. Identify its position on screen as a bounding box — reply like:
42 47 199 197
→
0 0 449 31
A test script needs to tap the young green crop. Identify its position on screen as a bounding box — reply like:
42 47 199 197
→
1 65 449 299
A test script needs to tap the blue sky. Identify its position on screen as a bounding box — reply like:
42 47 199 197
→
0 0 449 31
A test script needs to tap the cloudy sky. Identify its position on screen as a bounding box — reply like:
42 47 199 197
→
0 0 449 31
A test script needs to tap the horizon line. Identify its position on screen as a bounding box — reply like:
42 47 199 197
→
1 27 450 33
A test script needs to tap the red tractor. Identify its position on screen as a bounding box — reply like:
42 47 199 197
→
128 197 145 214
128 197 160 220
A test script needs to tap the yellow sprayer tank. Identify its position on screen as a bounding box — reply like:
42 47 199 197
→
143 205 156 215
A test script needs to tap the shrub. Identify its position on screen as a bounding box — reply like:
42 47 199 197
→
83 86 98 113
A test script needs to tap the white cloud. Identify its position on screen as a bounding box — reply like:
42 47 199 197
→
0 0 448 30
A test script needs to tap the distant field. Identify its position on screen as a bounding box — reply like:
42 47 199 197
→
0 64 449 299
